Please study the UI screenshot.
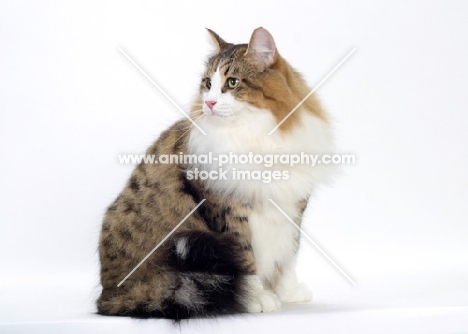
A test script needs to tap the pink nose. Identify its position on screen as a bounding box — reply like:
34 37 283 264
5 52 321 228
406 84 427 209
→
205 100 217 110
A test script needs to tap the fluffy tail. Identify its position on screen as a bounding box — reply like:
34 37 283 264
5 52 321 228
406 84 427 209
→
97 231 250 320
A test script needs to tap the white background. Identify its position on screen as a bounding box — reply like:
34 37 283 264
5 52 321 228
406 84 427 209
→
1 1 468 333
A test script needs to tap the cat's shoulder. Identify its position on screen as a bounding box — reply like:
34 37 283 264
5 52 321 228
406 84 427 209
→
146 119 191 155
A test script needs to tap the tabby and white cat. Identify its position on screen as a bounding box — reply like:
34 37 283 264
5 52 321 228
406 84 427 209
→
97 27 334 320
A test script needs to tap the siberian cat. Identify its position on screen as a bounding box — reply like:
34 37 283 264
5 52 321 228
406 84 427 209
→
97 27 334 320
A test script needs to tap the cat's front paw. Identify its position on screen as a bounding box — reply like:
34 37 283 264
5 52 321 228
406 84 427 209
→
246 289 281 313
278 283 312 303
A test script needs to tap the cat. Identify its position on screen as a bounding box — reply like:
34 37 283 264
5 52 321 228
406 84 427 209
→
96 27 334 320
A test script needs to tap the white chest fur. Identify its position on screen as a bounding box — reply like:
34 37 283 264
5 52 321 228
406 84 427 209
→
188 107 334 281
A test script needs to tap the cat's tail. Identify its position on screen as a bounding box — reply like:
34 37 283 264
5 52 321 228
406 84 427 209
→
97 231 251 320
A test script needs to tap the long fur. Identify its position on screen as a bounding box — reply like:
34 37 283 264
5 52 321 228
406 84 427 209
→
96 27 334 320
98 231 251 320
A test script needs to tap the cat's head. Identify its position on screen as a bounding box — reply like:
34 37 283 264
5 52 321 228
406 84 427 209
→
192 27 325 131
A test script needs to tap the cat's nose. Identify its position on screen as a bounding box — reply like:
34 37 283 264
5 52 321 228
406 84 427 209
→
205 100 217 110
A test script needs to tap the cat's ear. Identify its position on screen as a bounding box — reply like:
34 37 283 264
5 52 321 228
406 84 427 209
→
206 28 229 53
245 27 277 71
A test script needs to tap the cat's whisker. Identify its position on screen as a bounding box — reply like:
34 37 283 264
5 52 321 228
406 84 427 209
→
174 128 192 146
170 114 206 147
190 113 204 119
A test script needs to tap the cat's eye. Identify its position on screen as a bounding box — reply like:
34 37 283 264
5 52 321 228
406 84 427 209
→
205 78 211 89
227 77 240 89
